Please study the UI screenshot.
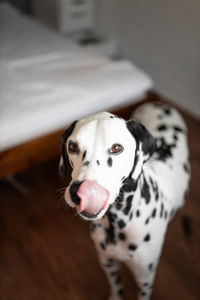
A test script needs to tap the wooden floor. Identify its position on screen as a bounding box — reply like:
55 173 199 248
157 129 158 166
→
0 103 200 300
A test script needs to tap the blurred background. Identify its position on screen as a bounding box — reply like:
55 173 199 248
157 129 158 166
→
0 0 199 299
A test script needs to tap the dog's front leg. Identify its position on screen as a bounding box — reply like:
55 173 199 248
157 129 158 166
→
99 256 124 300
125 255 157 300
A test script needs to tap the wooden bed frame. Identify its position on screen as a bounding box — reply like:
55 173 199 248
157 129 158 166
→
0 92 159 180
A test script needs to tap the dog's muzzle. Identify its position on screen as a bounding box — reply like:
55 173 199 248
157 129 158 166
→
69 180 109 219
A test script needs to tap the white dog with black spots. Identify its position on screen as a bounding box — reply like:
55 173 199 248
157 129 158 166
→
60 102 190 300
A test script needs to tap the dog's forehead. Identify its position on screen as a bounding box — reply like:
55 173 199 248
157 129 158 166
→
70 112 132 144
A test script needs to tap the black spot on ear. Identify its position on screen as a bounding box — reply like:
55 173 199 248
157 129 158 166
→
84 161 90 166
126 120 156 158
60 120 78 176
107 157 113 167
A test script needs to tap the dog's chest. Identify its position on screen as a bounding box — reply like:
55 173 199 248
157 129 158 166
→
90 215 148 261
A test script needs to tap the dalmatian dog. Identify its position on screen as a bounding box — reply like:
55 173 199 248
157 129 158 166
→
60 102 190 300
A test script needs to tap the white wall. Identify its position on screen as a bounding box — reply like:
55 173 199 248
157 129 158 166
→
96 0 200 118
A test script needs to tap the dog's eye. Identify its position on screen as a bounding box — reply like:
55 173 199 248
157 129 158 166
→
110 144 123 154
68 142 79 154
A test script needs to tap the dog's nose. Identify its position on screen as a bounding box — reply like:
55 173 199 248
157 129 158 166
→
77 180 109 215
69 180 83 205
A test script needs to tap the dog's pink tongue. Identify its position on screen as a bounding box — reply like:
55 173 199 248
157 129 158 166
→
77 180 109 214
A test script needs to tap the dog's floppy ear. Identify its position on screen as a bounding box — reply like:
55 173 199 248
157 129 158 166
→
126 120 156 179
126 120 156 159
59 120 77 177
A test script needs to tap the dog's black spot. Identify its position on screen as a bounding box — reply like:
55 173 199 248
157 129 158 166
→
111 271 118 277
129 212 133 220
118 289 123 296
96 160 100 166
164 211 168 219
155 138 176 162
148 263 153 272
122 177 138 192
157 124 168 131
152 208 156 218
100 242 106 250
108 211 117 222
110 116 114 119
107 157 113 167
145 218 150 225
164 107 171 115
115 195 123 210
115 275 121 285
119 232 126 241
173 125 184 133
149 177 159 201
141 292 146 296
129 243 138 251
104 259 114 267
141 176 150 204
144 234 151 242
118 219 126 229
170 209 176 219
90 222 96 233
123 195 133 215
160 202 164 218
116 202 123 210
84 161 90 166
183 162 190 173
105 212 116 245
143 283 149 287
82 150 87 161
121 176 126 182
173 134 178 141
136 210 140 217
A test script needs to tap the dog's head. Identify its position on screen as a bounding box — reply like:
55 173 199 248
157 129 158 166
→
60 112 156 220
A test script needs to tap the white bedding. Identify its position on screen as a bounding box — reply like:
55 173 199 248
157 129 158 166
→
0 3 153 151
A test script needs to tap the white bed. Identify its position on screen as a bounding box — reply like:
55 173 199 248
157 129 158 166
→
0 2 153 152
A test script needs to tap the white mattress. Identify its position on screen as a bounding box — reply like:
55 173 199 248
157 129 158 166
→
0 3 153 151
